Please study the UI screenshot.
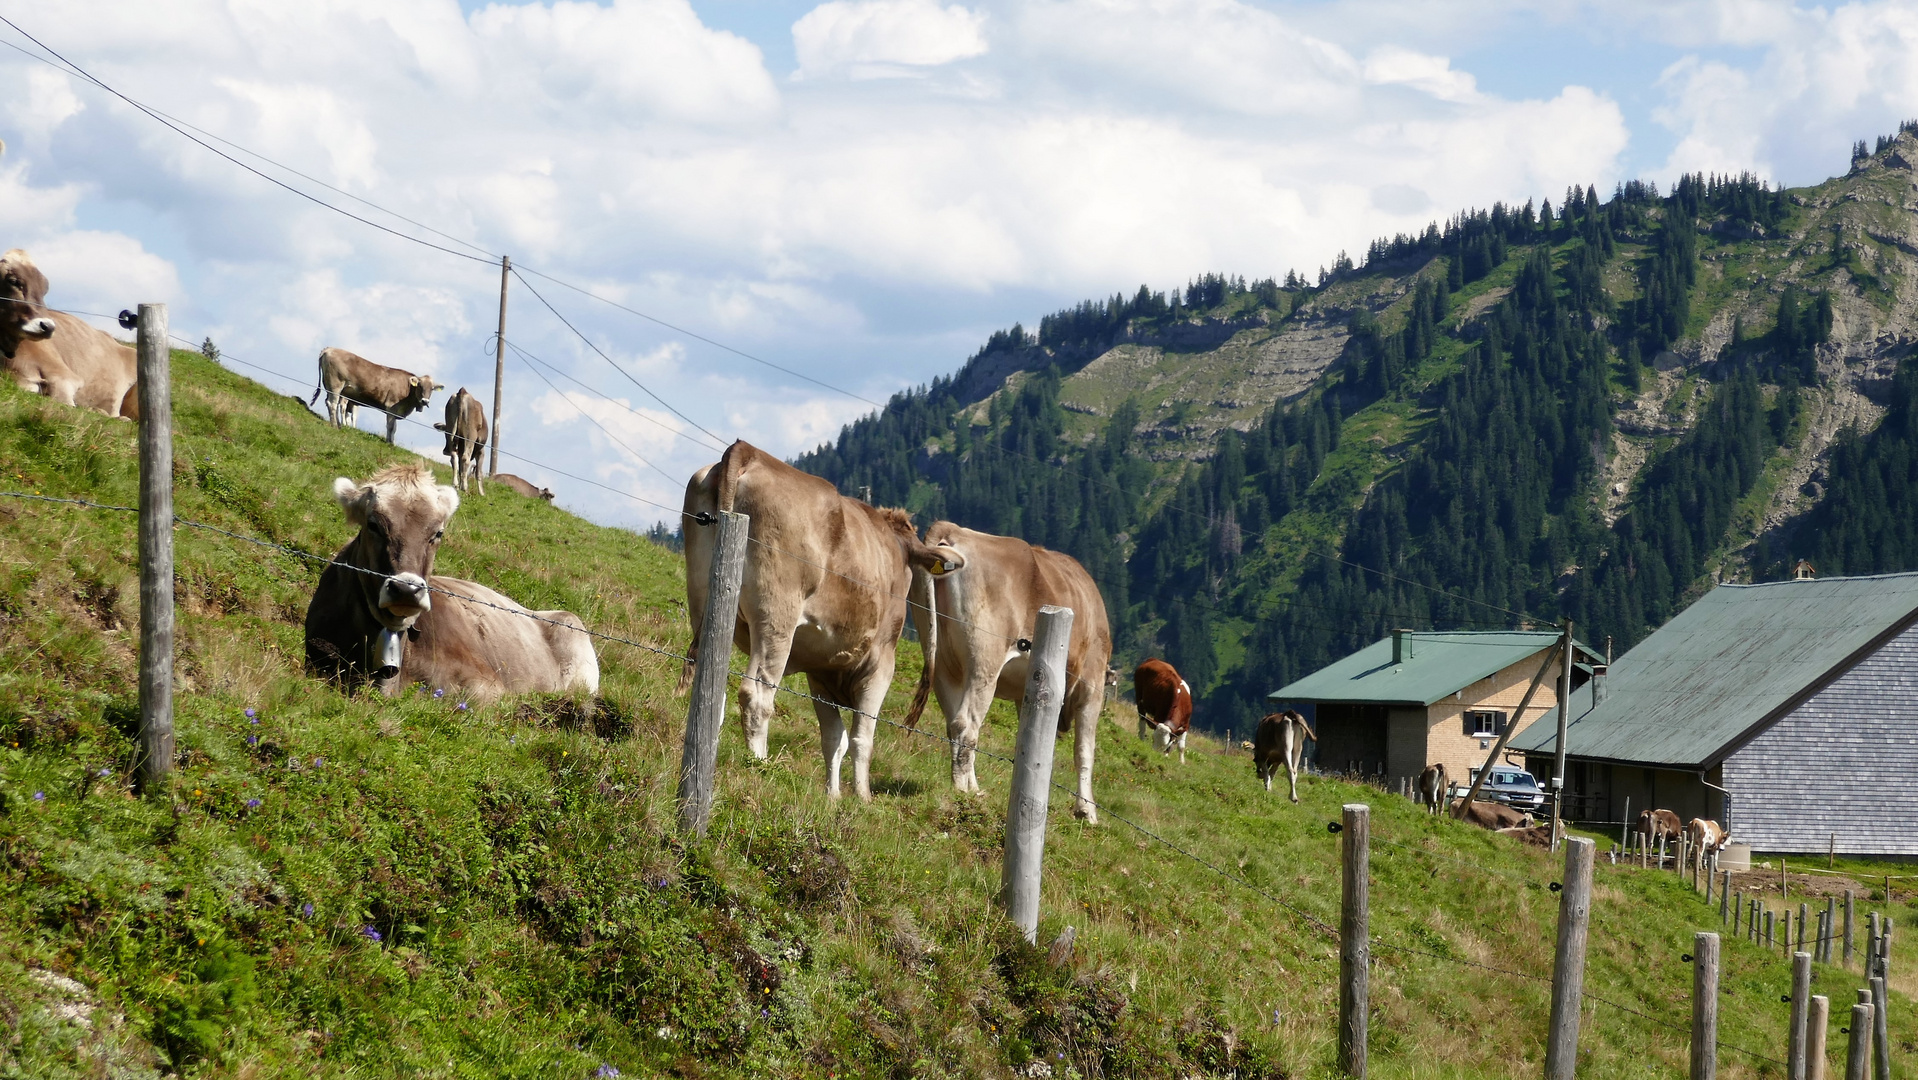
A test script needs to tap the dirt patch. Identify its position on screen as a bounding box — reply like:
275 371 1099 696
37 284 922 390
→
512 695 632 740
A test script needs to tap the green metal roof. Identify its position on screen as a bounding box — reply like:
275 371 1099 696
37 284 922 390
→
1511 572 1918 767
1269 631 1595 707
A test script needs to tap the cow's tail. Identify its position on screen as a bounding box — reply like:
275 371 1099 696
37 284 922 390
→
904 565 937 728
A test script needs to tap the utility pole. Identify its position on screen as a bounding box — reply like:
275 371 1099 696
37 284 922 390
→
1552 619 1573 849
489 254 510 478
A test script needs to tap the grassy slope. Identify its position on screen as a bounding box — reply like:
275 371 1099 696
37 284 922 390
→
1 356 1915 1079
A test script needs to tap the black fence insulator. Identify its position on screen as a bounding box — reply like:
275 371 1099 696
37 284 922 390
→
693 511 716 526
1327 821 1343 834
1015 638 1032 652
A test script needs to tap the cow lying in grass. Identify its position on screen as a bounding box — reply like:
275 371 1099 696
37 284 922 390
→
1455 800 1531 830
1253 710 1315 802
304 463 598 700
0 248 137 418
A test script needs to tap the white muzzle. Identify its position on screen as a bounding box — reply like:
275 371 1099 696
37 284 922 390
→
377 571 432 624
21 317 54 339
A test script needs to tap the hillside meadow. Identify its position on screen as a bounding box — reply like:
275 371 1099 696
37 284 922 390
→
0 353 1911 1078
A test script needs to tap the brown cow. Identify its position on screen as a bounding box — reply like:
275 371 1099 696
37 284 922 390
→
310 346 440 443
493 474 555 501
303 463 598 700
1457 800 1531 830
1637 808 1684 852
903 522 1112 822
432 388 488 494
0 249 137 418
1133 658 1194 763
1253 710 1316 801
680 440 955 801
1415 762 1448 815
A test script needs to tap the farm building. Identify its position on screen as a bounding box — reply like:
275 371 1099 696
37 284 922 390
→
1511 571 1918 857
1268 630 1600 789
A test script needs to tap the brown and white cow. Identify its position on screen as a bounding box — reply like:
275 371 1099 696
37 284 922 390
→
1688 818 1730 872
681 440 954 801
1415 762 1448 815
432 387 488 494
1637 808 1684 851
304 463 598 700
0 249 137 418
493 474 555 501
1134 658 1194 763
310 347 440 443
903 521 1112 822
1253 710 1316 802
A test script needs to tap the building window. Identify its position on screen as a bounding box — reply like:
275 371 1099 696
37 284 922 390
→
1464 710 1507 737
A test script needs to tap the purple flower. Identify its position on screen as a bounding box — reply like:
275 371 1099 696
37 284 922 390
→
301 902 314 919
97 767 111 777
247 735 259 747
433 688 445 699
361 926 382 942
456 702 468 712
32 791 44 802
244 708 256 719
245 798 261 809
312 757 323 768
1272 1008 1281 1026
594 1067 621 1079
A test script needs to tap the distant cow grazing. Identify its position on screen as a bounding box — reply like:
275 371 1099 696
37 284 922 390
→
1133 658 1194 763
1637 808 1684 851
493 474 554 501
1253 710 1316 802
681 440 954 801
1415 763 1448 814
904 521 1112 822
310 347 440 443
0 249 137 418
303 463 598 700
433 388 488 494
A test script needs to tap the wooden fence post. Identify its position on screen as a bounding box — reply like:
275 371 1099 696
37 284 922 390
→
1808 995 1829 1080
1844 892 1854 967
1692 931 1719 1080
1546 837 1595 1080
1001 605 1073 943
676 510 748 836
1869 975 1889 1080
1789 951 1812 1080
1846 999 1874 1080
1721 872 1731 923
135 304 174 794
1339 802 1370 1077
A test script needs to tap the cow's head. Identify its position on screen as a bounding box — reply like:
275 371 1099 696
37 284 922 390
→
329 462 459 631
397 374 442 417
536 486 555 502
871 508 967 576
0 249 54 358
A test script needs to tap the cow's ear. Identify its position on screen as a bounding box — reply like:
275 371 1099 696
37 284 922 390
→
929 545 966 575
409 376 419 387
435 484 460 519
333 477 370 524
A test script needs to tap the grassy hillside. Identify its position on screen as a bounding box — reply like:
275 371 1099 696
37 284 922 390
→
1 356 1914 1078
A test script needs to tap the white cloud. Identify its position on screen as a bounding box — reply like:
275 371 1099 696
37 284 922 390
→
1363 45 1478 104
794 0 989 78
30 231 183 316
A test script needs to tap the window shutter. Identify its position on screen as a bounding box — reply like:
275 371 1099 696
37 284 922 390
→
1495 712 1509 735
1463 711 1475 736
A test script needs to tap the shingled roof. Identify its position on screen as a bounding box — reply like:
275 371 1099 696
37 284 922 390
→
1511 572 1918 767
1269 631 1598 707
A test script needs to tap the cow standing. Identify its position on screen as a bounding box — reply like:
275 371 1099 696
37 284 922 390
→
493 474 555 501
1253 710 1316 801
1637 808 1684 852
310 347 440 443
1133 658 1194 763
0 249 137 418
1688 817 1730 873
433 388 488 494
680 440 953 802
1415 763 1448 815
904 521 1112 822
303 463 598 699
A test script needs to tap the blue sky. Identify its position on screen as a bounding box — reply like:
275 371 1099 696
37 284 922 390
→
4 0 1916 529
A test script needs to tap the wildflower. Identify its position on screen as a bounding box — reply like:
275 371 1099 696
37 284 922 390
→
245 708 256 719
32 791 44 802
594 1067 621 1079
1272 1008 1281 1026
302 902 314 919
245 798 261 810
433 688 445 699
456 702 468 712
247 735 259 747
98 767 111 777
313 757 323 768
361 926 382 942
